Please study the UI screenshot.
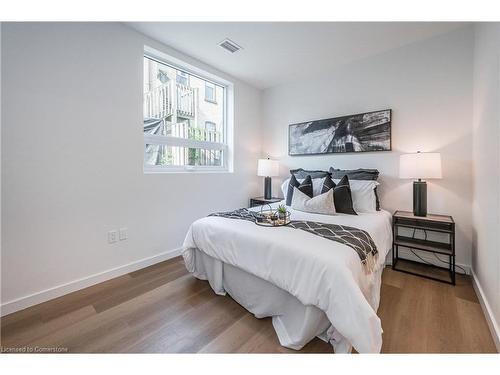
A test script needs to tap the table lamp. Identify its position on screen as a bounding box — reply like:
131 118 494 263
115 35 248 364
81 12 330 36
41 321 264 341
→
257 158 279 200
399 152 442 217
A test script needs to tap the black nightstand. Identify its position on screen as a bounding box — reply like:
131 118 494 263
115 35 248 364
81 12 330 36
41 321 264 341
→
249 197 282 208
392 210 455 285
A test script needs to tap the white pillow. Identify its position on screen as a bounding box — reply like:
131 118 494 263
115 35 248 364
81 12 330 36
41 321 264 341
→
280 177 326 200
280 179 289 198
291 187 336 215
333 179 379 213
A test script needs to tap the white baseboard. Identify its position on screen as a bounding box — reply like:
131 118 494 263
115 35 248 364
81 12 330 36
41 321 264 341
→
0 248 182 317
471 269 500 352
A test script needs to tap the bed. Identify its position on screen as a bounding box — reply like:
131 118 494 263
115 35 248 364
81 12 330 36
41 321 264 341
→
182 200 392 353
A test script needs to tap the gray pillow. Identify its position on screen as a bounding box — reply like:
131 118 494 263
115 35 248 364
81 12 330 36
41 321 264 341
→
329 168 379 180
329 168 381 210
290 168 331 179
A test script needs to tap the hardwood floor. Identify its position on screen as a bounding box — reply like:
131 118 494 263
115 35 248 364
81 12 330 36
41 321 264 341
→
1 257 497 353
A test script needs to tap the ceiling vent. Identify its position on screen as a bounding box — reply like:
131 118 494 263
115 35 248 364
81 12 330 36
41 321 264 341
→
218 38 242 53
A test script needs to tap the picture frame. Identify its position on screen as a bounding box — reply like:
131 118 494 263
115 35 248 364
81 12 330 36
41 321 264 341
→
288 109 392 156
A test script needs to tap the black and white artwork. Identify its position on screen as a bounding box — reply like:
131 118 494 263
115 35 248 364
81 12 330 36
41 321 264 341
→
288 109 391 155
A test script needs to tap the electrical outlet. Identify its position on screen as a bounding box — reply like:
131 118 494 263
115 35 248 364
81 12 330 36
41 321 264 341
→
119 227 128 241
108 230 118 244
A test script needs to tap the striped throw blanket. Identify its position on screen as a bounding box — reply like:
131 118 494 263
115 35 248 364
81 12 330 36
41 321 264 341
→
209 208 378 272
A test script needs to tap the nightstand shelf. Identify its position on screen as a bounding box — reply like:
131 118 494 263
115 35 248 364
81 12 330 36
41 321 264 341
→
393 222 453 234
249 197 282 208
393 210 455 285
394 236 453 255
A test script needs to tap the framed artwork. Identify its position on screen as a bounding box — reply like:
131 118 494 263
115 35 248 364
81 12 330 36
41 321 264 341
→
288 109 391 155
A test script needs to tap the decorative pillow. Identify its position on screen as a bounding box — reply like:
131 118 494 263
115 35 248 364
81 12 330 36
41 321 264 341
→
282 176 326 202
286 175 313 206
329 168 379 180
322 175 357 215
334 179 379 213
291 187 335 215
329 168 381 210
286 174 300 206
321 174 335 194
290 168 331 179
374 188 381 211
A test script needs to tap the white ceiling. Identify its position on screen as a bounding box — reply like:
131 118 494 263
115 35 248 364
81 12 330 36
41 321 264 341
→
127 22 468 89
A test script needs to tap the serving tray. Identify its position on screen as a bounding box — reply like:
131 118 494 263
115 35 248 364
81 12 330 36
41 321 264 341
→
254 209 291 227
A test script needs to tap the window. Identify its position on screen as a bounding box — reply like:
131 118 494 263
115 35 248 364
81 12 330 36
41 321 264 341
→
143 50 231 172
205 82 216 103
205 121 216 132
176 71 189 86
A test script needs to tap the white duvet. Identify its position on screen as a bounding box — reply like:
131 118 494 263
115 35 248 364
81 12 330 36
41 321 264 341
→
182 203 392 353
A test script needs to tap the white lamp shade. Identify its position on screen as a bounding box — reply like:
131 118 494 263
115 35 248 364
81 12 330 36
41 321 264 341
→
257 159 279 177
399 152 442 179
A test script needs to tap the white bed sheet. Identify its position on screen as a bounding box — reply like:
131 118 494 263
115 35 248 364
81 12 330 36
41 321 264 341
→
190 248 385 352
182 201 392 353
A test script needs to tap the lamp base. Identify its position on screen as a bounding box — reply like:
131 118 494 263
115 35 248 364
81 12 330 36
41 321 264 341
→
413 180 427 217
264 177 272 200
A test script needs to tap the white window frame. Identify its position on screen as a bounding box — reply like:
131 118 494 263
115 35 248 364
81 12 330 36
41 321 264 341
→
143 46 234 174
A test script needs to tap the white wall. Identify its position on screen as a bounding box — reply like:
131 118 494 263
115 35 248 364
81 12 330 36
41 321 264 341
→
1 22 262 311
472 23 500 349
261 27 474 269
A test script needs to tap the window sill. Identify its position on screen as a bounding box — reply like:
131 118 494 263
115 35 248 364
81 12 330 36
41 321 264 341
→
204 98 218 104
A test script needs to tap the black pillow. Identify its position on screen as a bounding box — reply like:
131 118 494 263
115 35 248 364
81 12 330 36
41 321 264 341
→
286 175 313 206
290 168 331 179
373 188 381 211
322 175 357 215
329 167 381 210
286 174 300 206
321 174 335 194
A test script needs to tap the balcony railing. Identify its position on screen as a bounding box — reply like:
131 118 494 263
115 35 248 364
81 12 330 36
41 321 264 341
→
144 83 173 119
170 122 222 166
176 83 196 118
144 82 196 120
171 122 221 143
145 133 223 166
